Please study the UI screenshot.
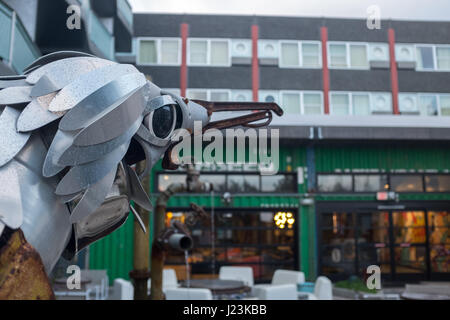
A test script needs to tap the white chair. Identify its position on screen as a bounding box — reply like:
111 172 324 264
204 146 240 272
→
252 269 305 296
299 276 333 300
272 270 305 285
165 288 213 300
112 278 134 300
147 268 179 294
219 266 254 286
255 284 298 300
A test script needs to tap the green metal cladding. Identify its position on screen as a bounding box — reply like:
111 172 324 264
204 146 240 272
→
88 143 450 284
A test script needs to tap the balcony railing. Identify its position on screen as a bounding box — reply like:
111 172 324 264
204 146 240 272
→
88 9 115 60
0 1 40 73
116 0 133 32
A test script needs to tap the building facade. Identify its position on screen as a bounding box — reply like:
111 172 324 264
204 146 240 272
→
92 13 450 285
2 6 448 284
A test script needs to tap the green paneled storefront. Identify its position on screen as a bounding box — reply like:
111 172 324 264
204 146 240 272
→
90 144 450 284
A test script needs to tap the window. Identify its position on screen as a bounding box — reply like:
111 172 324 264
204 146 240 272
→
330 93 350 115
261 175 296 192
189 40 208 64
228 175 259 192
390 175 423 192
350 44 368 68
425 175 450 192
329 42 370 69
416 46 435 70
354 175 388 192
303 92 322 114
302 43 321 67
139 40 157 64
186 89 230 101
157 174 186 192
440 95 450 116
188 39 230 66
186 89 208 100
418 95 438 116
317 175 352 192
138 38 180 65
352 93 371 115
329 43 347 67
280 42 300 67
281 92 301 114
436 47 450 70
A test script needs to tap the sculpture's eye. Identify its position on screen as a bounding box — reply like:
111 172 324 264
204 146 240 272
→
147 104 175 139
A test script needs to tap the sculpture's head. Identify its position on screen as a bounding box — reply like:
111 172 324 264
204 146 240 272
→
0 51 282 269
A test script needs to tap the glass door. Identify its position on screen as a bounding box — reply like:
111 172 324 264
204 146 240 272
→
357 211 392 279
427 211 450 278
391 211 428 280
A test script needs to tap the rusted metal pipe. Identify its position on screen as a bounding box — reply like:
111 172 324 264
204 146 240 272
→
150 165 211 300
129 161 151 300
0 229 55 300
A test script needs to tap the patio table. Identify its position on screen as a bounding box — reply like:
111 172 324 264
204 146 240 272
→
180 279 251 299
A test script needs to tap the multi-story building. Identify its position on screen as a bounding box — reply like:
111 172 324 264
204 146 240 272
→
2 6 449 284
88 13 450 285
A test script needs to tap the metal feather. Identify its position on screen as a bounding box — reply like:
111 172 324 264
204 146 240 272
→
23 51 94 73
58 72 147 131
57 115 142 166
55 140 130 195
17 93 62 132
48 64 140 112
0 86 33 105
69 167 117 223
0 107 31 167
73 86 146 146
126 164 152 211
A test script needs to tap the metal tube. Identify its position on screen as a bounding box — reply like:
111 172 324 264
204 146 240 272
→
168 233 193 251
129 161 151 300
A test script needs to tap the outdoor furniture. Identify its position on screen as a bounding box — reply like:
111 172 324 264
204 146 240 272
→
180 279 251 299
81 269 109 300
147 268 179 294
165 288 213 300
219 266 254 286
297 276 333 300
255 284 298 300
401 284 450 300
252 269 305 296
112 278 134 300
53 276 98 300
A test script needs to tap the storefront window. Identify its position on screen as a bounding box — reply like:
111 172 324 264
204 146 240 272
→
166 210 296 282
227 175 259 192
158 174 186 192
390 175 423 192
354 175 388 192
261 174 296 192
317 174 352 192
425 175 450 192
200 174 227 192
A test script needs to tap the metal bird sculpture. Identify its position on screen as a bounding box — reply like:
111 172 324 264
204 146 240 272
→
0 51 283 280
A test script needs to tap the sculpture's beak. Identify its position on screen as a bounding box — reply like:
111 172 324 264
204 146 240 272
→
161 99 284 170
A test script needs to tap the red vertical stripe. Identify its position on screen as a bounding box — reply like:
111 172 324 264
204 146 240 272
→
180 23 188 97
388 28 399 115
251 25 259 102
320 27 330 114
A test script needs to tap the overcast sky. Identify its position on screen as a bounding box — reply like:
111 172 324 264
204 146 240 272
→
129 0 450 21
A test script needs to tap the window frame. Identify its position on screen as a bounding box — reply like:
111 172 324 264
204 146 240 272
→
327 41 370 70
329 91 393 116
278 40 322 69
279 90 324 115
414 43 450 72
187 38 232 67
137 37 181 66
186 88 232 101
